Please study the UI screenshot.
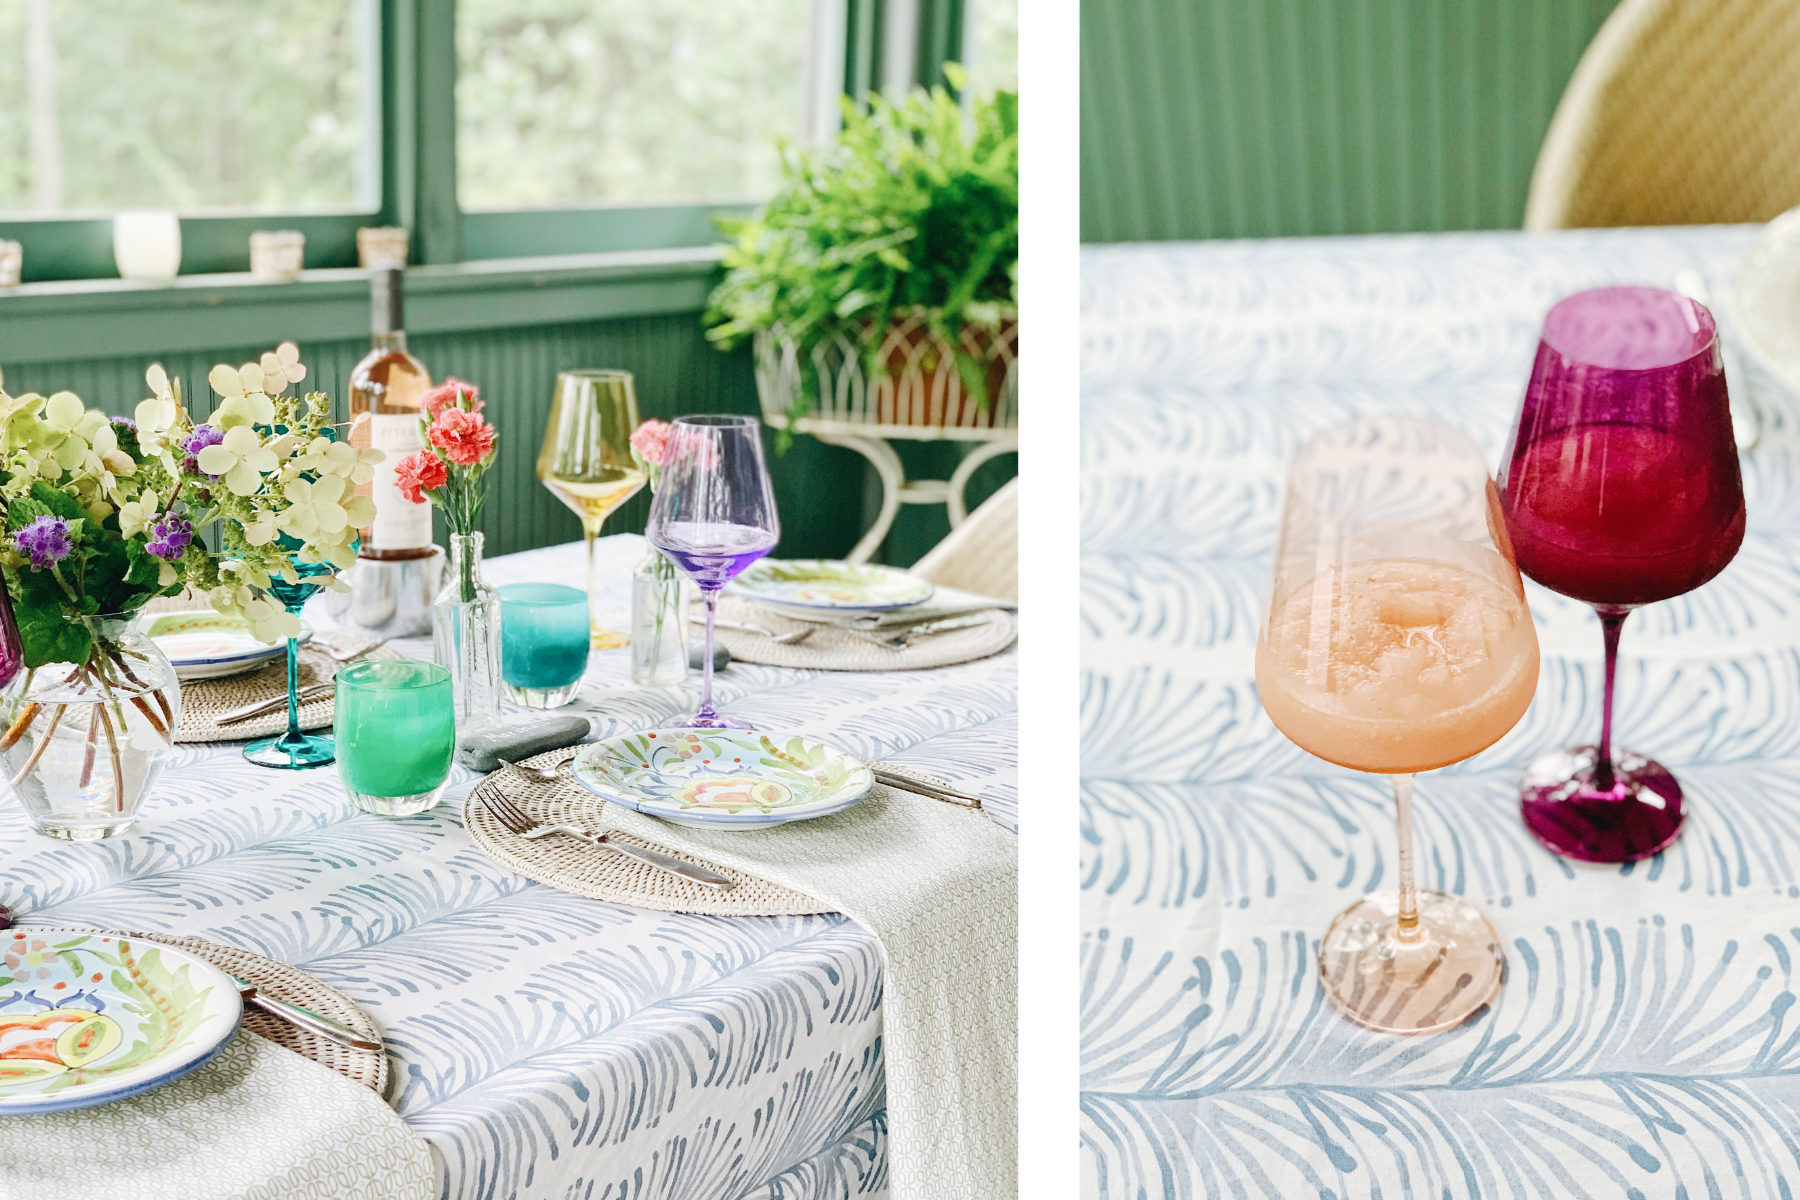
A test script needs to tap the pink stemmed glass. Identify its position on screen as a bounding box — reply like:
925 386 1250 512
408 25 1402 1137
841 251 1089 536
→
1498 286 1746 862
646 415 779 730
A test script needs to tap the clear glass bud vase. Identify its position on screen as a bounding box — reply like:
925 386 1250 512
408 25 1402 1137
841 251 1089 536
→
433 532 502 734
631 549 689 686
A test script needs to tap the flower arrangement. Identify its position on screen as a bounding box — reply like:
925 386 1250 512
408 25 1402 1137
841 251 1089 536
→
393 378 497 536
0 343 380 812
0 342 379 662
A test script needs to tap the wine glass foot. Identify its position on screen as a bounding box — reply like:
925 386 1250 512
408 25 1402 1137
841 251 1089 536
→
660 711 756 731
590 626 630 651
1317 891 1504 1035
244 732 336 770
1519 745 1684 863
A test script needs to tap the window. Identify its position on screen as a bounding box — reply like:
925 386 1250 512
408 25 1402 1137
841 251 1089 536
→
455 0 820 211
0 0 379 217
965 0 1018 98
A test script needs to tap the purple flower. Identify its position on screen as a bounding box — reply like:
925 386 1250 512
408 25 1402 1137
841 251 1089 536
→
14 516 74 572
182 425 224 477
146 515 193 562
110 415 137 432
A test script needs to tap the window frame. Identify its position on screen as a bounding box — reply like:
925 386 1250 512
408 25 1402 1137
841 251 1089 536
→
0 0 966 284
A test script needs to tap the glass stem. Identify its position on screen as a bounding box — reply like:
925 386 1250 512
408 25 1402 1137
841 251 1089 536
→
1594 609 1628 792
584 528 598 639
1393 772 1421 943
283 634 301 745
698 587 720 718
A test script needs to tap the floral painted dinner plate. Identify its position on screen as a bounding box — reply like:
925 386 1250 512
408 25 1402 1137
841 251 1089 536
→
0 929 242 1115
145 610 312 681
570 730 875 829
728 560 933 613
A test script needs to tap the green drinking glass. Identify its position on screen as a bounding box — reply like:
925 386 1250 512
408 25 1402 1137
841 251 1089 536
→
335 659 455 817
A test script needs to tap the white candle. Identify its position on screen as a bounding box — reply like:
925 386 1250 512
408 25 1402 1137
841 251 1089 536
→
112 210 181 281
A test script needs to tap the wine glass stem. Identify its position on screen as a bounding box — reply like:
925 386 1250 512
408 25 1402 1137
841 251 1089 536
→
283 635 301 744
584 528 598 635
698 586 720 719
1594 608 1628 791
1392 772 1421 942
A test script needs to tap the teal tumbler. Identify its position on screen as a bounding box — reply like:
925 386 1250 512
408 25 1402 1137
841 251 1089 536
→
499 583 590 708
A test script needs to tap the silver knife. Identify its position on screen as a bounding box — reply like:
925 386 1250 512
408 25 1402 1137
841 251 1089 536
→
232 975 383 1051
216 683 333 726
520 824 738 891
872 767 984 808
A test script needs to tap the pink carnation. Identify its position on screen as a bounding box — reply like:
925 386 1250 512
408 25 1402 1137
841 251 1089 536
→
393 449 447 504
428 407 498 466
422 377 481 421
630 419 672 466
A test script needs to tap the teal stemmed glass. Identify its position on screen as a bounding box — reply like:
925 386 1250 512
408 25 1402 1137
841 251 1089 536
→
242 551 341 770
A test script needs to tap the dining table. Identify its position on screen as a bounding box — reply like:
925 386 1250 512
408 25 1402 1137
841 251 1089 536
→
1080 223 1800 1198
0 532 1017 1199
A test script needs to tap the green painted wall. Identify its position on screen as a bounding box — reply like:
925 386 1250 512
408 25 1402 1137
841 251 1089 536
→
0 311 1012 567
1081 0 1620 242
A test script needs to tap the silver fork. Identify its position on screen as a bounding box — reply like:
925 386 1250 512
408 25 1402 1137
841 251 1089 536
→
482 781 736 891
497 753 575 784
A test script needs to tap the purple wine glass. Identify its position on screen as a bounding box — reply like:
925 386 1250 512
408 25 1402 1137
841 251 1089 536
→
1497 286 1746 862
645 415 779 729
0 583 22 693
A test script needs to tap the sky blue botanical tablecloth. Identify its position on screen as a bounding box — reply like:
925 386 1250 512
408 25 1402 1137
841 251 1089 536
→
1080 225 1800 1199
1 533 1016 1199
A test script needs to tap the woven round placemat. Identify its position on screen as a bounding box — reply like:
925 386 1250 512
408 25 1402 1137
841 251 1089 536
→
175 645 406 743
464 748 831 916
27 925 386 1095
709 595 1016 671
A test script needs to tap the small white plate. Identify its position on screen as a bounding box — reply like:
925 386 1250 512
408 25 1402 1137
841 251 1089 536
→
146 611 312 681
728 560 933 613
571 730 874 829
0 929 242 1114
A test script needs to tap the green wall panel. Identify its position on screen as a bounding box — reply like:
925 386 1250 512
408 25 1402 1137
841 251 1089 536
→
1081 0 1619 242
0 312 1005 566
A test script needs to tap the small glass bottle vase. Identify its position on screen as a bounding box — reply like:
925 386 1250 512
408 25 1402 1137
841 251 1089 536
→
631 550 689 686
433 532 503 734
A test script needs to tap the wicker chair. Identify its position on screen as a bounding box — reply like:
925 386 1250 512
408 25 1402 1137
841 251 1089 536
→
1525 0 1800 231
910 477 1017 602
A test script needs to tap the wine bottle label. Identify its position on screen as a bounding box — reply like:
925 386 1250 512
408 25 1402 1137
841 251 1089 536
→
369 414 432 549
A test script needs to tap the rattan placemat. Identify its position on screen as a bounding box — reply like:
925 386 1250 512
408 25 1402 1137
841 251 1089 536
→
464 748 831 916
708 595 1017 671
175 645 406 743
26 925 387 1095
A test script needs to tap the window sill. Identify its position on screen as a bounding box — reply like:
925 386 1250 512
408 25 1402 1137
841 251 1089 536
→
0 246 725 366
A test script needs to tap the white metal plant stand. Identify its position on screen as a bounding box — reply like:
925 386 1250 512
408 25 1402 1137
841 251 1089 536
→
755 314 1019 563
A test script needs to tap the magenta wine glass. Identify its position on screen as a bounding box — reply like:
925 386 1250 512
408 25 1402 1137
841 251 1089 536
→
645 415 779 729
1497 286 1746 862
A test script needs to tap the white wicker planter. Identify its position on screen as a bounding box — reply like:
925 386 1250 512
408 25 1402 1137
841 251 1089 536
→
753 314 1018 563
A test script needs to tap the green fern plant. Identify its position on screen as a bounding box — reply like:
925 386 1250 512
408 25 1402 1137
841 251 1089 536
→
703 67 1018 448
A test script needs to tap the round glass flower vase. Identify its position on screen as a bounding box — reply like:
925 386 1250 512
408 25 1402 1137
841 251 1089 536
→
630 550 689 687
0 615 182 840
433 532 502 734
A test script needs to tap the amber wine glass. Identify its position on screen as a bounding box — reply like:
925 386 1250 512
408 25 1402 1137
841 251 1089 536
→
537 370 647 648
1256 416 1539 1034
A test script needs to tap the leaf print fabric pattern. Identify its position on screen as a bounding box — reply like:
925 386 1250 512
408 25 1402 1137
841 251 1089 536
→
1081 225 1800 1198
0 533 1016 1199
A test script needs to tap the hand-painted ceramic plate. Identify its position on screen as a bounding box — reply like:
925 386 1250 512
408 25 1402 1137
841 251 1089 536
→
0 929 242 1115
146 611 312 681
728 560 933 613
571 730 875 829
